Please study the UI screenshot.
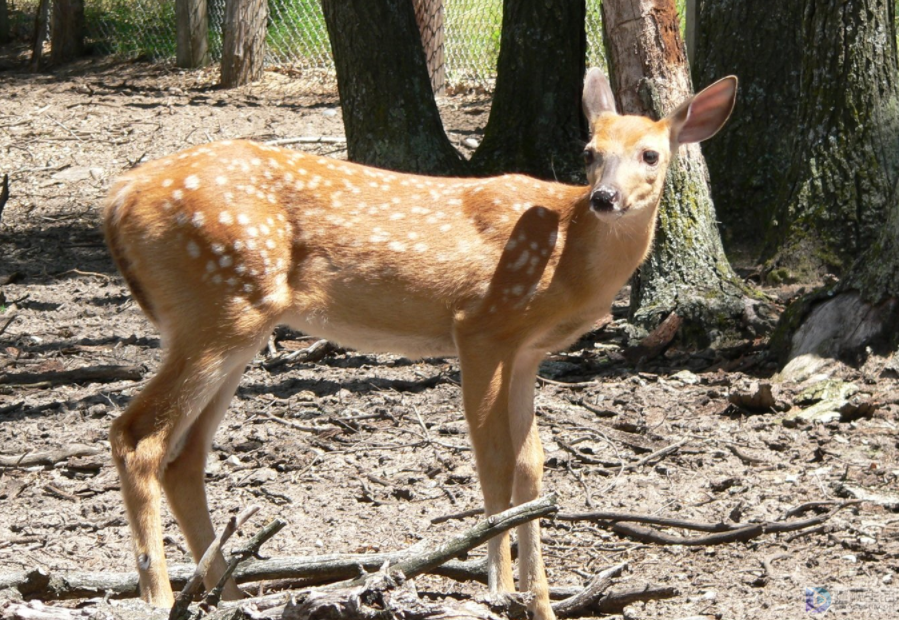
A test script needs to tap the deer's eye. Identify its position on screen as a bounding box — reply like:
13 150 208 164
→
582 149 595 165
642 150 660 166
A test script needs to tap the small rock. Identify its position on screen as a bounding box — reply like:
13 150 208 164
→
51 166 94 182
842 554 858 563
672 369 700 384
225 455 242 467
859 536 876 545
883 573 894 584
462 137 480 149
322 108 338 117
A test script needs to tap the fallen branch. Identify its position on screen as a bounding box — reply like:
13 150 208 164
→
559 501 858 546
0 497 554 606
0 444 103 469
340 494 558 587
204 518 287 608
551 562 625 617
265 136 347 146
0 304 18 337
170 506 260 620
0 555 489 601
262 339 334 370
562 437 690 476
0 365 143 388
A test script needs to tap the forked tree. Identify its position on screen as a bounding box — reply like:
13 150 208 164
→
470 0 587 182
321 0 466 175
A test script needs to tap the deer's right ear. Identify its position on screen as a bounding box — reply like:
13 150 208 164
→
583 68 617 125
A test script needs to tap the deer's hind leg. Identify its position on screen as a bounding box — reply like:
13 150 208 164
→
110 314 271 606
161 356 255 600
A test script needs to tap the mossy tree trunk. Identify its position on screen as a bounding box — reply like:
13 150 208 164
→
322 0 466 175
762 0 899 282
772 0 899 370
602 0 766 345
220 0 266 87
176 0 210 69
692 0 802 257
469 0 587 183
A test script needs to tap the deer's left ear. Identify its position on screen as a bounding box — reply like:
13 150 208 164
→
583 68 617 125
667 76 738 146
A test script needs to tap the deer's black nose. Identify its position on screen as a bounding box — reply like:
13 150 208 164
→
590 186 620 212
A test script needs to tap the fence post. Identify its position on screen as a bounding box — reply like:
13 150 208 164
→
413 0 446 96
176 0 210 68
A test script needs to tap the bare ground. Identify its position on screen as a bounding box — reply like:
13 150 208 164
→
1 50 899 620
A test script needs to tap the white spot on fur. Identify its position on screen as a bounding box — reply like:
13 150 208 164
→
185 175 200 190
219 212 233 225
186 241 200 258
508 250 530 271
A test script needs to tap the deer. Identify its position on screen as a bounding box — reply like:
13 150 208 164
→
103 69 737 620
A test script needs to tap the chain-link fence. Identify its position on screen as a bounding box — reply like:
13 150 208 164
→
5 0 607 86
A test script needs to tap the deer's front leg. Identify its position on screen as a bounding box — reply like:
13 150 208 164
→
458 342 516 596
458 340 555 620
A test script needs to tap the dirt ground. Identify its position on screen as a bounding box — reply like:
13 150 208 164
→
1 49 899 620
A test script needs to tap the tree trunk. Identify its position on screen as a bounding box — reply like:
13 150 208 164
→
176 0 210 68
29 0 51 70
50 0 84 63
692 0 802 258
469 0 587 183
0 0 10 46
322 0 465 175
602 0 765 345
684 0 696 67
220 0 267 87
771 0 899 370
762 0 899 282
413 0 446 96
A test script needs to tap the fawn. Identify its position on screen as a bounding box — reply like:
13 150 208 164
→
104 69 736 619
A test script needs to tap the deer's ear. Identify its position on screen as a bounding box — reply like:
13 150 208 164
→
667 75 738 145
583 68 617 125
